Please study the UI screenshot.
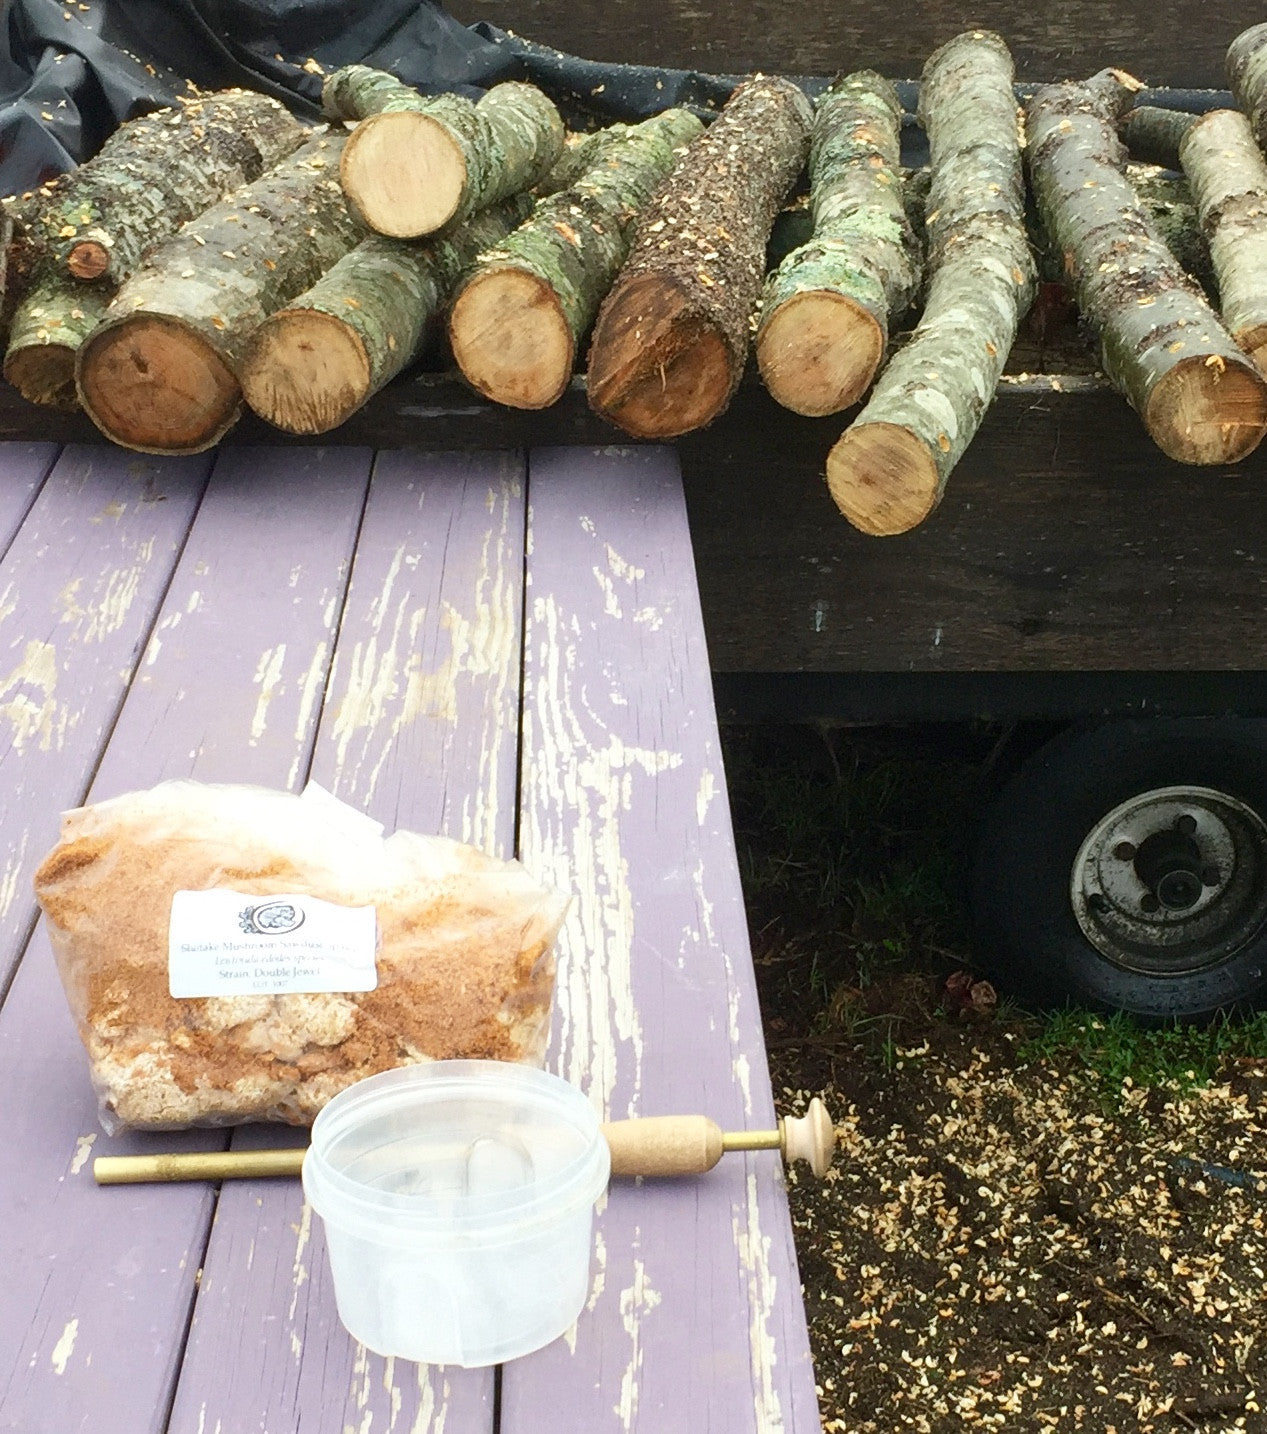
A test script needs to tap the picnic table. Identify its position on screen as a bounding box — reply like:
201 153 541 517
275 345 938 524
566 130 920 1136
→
0 439 819 1433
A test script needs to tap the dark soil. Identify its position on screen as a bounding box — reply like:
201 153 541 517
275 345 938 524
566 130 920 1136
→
726 724 1267 1434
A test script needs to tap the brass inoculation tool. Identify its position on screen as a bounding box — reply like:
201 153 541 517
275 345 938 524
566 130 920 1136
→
92 1098 836 1185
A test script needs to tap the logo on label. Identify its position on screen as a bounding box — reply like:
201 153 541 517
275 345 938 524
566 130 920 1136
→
239 900 306 936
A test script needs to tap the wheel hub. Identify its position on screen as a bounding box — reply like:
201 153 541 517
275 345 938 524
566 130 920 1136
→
1070 785 1267 975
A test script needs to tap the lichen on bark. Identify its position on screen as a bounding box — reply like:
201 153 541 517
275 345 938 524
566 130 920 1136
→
826 31 1035 535
1026 68 1267 465
449 108 703 409
756 71 923 416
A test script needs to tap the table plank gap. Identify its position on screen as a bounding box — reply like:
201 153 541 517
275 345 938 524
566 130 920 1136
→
0 442 62 561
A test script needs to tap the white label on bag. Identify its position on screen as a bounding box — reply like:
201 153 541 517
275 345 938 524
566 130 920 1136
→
168 890 378 997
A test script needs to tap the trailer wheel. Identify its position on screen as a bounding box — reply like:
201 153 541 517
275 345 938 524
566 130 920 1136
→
971 718 1267 1019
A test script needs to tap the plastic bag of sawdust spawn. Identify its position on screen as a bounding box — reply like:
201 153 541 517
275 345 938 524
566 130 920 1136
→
33 781 569 1133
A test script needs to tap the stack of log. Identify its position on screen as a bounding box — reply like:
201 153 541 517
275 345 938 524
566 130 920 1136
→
4 26 1267 531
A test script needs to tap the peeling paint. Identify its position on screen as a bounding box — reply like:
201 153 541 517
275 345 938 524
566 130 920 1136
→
696 768 717 826
249 644 287 746
0 638 71 753
0 831 29 921
633 606 663 630
50 1318 78 1375
69 1133 96 1176
615 1258 661 1427
287 1201 312 1323
605 544 645 584
733 1171 784 1432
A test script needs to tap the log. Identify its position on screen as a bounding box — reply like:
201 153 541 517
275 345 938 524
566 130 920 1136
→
322 67 564 238
1179 109 1267 373
586 75 812 439
1025 69 1267 465
239 196 531 434
76 133 364 454
1121 105 1197 170
826 32 1035 535
3 279 109 410
449 108 703 409
2 90 307 408
756 71 922 417
1228 24 1267 149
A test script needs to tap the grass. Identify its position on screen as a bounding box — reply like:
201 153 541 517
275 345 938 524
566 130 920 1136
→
1019 1006 1267 1098
724 721 1267 1087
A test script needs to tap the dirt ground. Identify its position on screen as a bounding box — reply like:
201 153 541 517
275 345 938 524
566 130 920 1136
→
725 724 1267 1434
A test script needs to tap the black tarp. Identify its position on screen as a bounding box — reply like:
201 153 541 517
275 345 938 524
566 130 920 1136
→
0 0 754 195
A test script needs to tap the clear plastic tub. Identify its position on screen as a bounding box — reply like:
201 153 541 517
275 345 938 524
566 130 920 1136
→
302 1060 610 1366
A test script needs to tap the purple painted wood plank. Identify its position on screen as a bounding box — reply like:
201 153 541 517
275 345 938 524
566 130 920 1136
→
505 447 820 1434
0 446 373 1434
0 443 59 560
167 450 527 1434
0 445 211 993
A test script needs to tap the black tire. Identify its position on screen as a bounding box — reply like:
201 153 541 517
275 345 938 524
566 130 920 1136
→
971 718 1267 1020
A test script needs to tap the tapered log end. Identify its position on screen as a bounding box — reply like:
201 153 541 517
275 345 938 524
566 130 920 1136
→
341 112 465 238
757 292 884 417
78 317 241 455
241 310 372 435
4 344 79 410
450 267 575 410
586 275 734 439
1144 354 1267 464
825 422 941 535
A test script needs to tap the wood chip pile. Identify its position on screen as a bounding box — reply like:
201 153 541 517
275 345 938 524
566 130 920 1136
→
6 27 1267 533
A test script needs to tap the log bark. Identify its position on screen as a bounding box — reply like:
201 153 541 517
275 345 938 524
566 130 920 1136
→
1179 108 1267 372
1228 24 1267 149
826 31 1035 535
322 67 564 238
76 133 364 454
449 108 703 409
1025 69 1267 465
240 196 530 434
1121 105 1197 170
3 279 109 410
2 90 307 408
756 71 922 417
586 75 812 439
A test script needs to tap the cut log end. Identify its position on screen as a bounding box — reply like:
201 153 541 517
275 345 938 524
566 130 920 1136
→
66 240 111 282
1234 323 1267 380
587 275 733 439
341 112 466 238
757 292 884 417
1143 356 1267 465
240 310 372 435
450 267 575 410
825 421 941 536
78 317 241 455
3 344 80 410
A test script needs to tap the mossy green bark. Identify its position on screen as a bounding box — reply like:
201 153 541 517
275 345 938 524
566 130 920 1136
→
1179 108 1267 366
456 109 702 356
1026 69 1266 463
323 67 564 231
9 90 306 286
757 72 921 373
242 195 531 432
828 32 1035 531
86 133 362 375
3 277 109 408
1228 24 1267 149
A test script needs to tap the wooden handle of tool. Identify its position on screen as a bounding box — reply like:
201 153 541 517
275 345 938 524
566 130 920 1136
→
600 1115 725 1177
